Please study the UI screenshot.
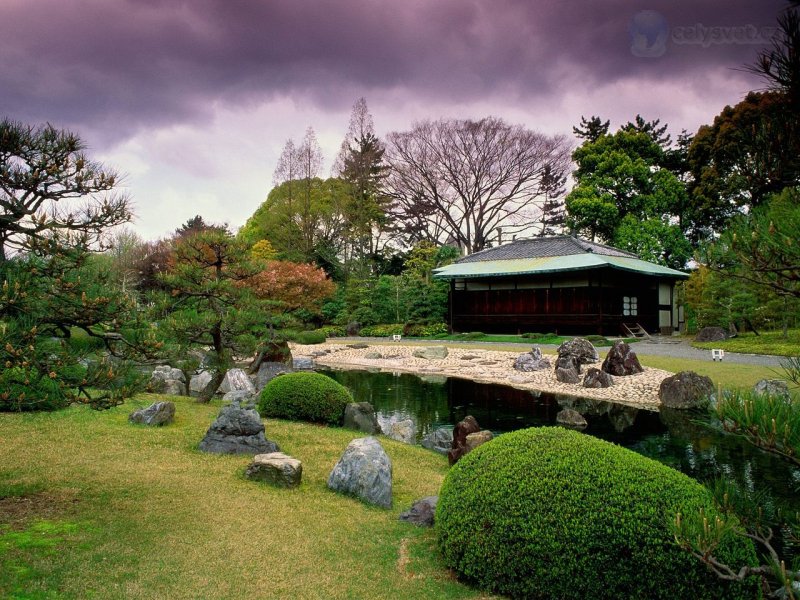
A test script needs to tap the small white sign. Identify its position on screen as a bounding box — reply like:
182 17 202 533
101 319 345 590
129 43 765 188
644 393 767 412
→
711 349 724 361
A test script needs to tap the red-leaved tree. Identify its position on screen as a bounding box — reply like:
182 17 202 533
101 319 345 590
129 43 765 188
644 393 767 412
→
245 260 335 313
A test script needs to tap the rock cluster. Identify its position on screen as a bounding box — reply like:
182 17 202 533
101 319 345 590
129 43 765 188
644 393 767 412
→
601 341 643 376
148 366 186 396
447 416 494 465
513 347 551 372
412 346 449 360
327 437 392 508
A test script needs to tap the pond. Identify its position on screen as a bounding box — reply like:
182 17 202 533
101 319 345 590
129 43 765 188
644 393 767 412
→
319 367 800 514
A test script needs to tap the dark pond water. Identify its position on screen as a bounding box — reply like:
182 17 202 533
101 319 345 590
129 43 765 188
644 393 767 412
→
319 367 800 513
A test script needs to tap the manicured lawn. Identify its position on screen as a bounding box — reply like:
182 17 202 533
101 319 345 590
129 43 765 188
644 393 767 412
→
693 329 800 357
0 396 490 600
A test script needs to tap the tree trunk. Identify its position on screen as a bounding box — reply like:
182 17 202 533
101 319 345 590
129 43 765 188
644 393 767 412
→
196 370 225 403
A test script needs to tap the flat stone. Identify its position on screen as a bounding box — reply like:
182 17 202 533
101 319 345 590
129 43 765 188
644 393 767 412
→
465 430 493 451
347 343 369 349
412 346 448 360
364 351 383 359
129 401 175 426
399 496 438 527
245 452 302 488
327 437 392 508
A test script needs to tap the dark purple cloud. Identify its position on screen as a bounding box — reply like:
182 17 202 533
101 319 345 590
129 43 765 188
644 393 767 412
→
0 0 786 144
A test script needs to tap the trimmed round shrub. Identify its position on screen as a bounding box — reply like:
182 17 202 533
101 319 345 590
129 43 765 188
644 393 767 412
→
436 427 758 600
258 372 352 425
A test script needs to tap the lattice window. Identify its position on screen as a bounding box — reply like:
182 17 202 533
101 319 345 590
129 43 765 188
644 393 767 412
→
623 296 638 316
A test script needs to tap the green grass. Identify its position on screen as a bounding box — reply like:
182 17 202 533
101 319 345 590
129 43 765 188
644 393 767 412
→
693 329 800 357
635 355 778 391
0 395 489 600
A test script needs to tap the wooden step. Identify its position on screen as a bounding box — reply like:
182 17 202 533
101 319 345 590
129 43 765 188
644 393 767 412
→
622 323 651 339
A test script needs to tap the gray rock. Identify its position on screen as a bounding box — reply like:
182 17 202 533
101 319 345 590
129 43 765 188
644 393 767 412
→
459 354 480 360
556 337 599 365
387 419 416 444
465 430 493 451
161 379 187 396
659 371 715 410
601 340 643 376
151 365 186 383
364 351 383 359
513 347 552 372
421 428 453 454
695 327 728 342
753 379 791 399
129 401 175 426
327 437 392 508
556 408 588 429
147 365 187 395
347 343 369 349
245 452 302 488
399 496 438 527
198 405 280 455
186 348 214 369
217 368 256 395
343 402 382 434
189 370 214 397
583 367 614 388
412 346 448 360
555 355 581 384
254 362 292 392
292 357 314 370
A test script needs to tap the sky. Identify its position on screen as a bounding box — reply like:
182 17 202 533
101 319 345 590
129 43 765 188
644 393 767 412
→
0 0 786 242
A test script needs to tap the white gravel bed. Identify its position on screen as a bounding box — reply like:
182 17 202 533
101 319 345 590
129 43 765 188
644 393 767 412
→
291 342 674 411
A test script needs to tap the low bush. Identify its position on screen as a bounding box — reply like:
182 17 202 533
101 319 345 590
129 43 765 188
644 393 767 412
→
317 325 345 338
403 322 449 337
521 332 561 343
358 323 404 337
292 330 327 345
584 334 612 345
436 427 758 600
453 331 485 340
258 372 352 425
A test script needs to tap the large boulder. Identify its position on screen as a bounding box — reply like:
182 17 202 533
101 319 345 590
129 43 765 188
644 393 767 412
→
421 428 454 454
147 365 187 395
327 437 392 508
601 341 643 376
448 416 481 465
556 337 599 365
412 346 449 360
695 327 728 342
556 408 587 429
387 419 416 444
253 362 292 392
659 371 715 410
753 379 791 399
513 347 551 372
583 367 614 389
198 405 280 454
399 496 438 527
554 355 581 384
343 402 382 434
189 370 214 397
217 368 256 395
245 452 302 488
129 401 175 426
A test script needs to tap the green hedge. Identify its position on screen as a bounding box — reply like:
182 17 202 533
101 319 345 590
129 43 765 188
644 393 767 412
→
317 325 345 338
403 322 448 337
258 372 352 425
436 427 758 600
292 330 327 345
358 323 404 337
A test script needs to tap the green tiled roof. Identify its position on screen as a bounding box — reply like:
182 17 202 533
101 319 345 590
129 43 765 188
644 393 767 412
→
433 253 688 280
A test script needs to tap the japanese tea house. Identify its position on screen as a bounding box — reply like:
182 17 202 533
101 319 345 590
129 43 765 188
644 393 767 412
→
432 235 689 336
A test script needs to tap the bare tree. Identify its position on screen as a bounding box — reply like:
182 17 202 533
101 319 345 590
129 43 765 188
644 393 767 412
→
384 117 571 254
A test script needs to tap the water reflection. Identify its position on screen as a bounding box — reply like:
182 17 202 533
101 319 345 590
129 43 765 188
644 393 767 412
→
319 367 800 512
